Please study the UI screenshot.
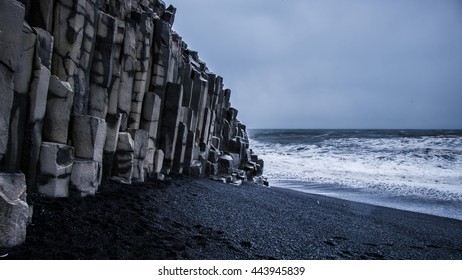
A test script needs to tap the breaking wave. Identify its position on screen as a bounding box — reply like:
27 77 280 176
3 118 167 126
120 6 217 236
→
249 129 462 219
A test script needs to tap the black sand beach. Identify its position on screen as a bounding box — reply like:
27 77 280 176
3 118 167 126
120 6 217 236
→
3 177 462 260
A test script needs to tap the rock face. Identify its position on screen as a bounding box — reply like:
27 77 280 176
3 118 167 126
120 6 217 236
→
112 132 135 184
0 0 266 247
43 76 74 144
37 142 74 198
0 0 25 168
70 160 102 197
71 115 107 162
0 173 29 248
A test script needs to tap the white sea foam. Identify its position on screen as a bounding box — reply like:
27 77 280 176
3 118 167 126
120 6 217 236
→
249 130 462 219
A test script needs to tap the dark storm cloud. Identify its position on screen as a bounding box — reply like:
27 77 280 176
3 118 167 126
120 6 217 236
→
169 0 462 129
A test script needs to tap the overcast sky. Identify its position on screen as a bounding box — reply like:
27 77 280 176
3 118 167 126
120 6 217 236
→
169 0 462 129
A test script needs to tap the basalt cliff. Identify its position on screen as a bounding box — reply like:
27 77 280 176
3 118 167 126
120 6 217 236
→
0 0 265 248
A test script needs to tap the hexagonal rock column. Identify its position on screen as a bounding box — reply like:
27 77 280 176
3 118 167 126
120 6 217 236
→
211 136 221 150
102 113 122 179
112 132 135 184
150 18 172 99
37 142 74 198
0 64 15 165
20 27 53 187
189 160 202 177
127 129 150 182
0 0 25 168
71 115 106 195
6 23 37 172
181 60 194 108
22 64 51 189
88 11 116 119
143 149 155 179
168 32 183 85
152 148 164 180
117 19 136 131
43 75 74 144
207 73 223 110
190 70 208 137
52 0 100 116
70 160 102 197
172 122 187 174
205 161 218 176
251 154 265 176
128 12 154 130
199 108 216 153
218 153 240 174
107 19 125 118
208 148 221 164
228 137 245 162
0 173 29 248
159 82 183 173
183 130 198 175
71 115 107 163
140 92 162 150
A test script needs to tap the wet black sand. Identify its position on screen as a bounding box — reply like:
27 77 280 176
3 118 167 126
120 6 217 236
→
3 177 462 259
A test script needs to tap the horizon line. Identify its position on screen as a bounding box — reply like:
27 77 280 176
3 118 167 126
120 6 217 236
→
246 127 462 130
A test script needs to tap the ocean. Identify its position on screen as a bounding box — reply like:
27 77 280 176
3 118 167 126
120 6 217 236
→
248 129 462 220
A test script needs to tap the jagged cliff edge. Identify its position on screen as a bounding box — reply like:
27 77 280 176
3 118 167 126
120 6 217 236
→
0 0 266 248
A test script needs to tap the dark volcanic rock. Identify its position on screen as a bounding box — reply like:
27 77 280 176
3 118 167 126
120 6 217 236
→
0 0 265 248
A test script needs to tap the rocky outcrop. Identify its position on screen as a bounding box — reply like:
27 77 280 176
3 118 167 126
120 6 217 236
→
0 173 29 248
0 0 265 248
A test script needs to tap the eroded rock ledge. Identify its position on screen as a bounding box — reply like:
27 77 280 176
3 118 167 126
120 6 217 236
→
0 0 265 248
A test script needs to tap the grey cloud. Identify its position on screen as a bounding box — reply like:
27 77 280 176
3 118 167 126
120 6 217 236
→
170 0 462 129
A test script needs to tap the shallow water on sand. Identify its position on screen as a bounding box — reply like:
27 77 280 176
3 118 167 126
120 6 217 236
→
249 129 462 220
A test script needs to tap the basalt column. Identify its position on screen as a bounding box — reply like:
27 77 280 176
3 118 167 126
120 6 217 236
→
5 23 36 172
0 0 25 169
52 0 100 116
21 28 53 190
88 11 117 119
0 0 267 249
128 12 154 130
159 82 183 173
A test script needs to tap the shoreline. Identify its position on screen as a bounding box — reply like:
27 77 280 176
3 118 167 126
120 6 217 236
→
269 180 462 221
3 177 462 260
